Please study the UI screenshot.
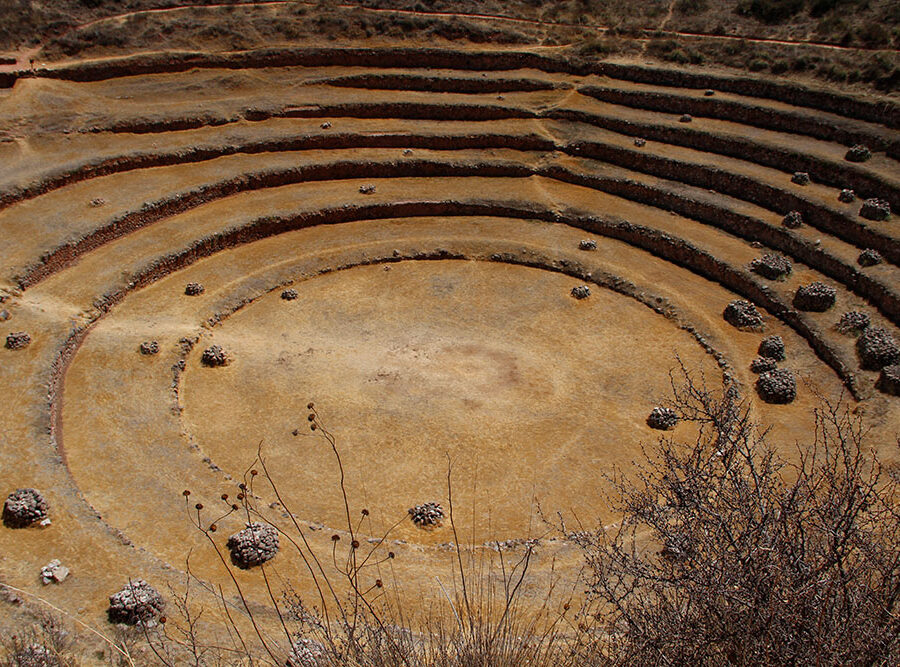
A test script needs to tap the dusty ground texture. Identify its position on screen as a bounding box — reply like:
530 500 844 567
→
0 23 897 661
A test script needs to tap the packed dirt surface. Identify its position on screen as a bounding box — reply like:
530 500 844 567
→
0 42 897 657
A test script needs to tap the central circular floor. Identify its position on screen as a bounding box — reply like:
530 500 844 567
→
182 259 718 543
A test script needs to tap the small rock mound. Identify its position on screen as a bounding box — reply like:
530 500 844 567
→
227 522 280 569
646 407 678 431
107 580 165 625
791 172 810 186
359 184 376 194
750 356 777 374
281 288 299 300
184 282 205 296
723 300 764 330
139 341 159 356
844 144 871 163
749 253 792 280
838 189 856 203
570 285 591 300
793 282 836 312
3 488 48 528
860 198 891 221
856 327 900 370
756 369 797 404
704 89 715 96
633 137 646 147
5 331 31 350
578 239 597 251
857 249 883 267
287 637 327 667
40 559 69 585
781 210 803 229
201 345 230 367
409 502 444 528
758 335 786 361
8 644 60 667
876 364 900 396
320 121 332 129
837 311 870 335
679 114 692 123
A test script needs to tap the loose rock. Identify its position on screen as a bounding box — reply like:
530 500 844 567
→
844 144 871 162
704 89 715 96
578 239 597 251
838 189 856 203
749 253 792 280
633 137 646 147
723 299 764 330
750 356 777 374
201 345 230 367
857 249 883 267
40 559 69 585
570 285 591 300
876 364 900 396
782 210 803 229
837 311 870 335
791 172 810 186
281 288 299 300
679 114 692 123
89 197 106 207
359 184 376 194
3 488 48 528
758 335 786 361
646 407 678 430
320 121 332 129
860 198 891 221
756 369 797 404
793 282 836 312
5 331 31 349
227 522 280 568
409 502 444 528
139 341 159 356
856 327 900 370
107 580 165 625
184 282 204 296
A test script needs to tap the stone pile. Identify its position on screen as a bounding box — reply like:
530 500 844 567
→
758 335 785 361
184 282 205 296
860 198 891 221
227 522 280 568
793 282 836 312
107 580 165 625
5 331 31 350
838 189 856 203
3 488 49 528
856 327 900 370
844 144 871 162
756 369 797 404
139 341 159 355
749 253 792 280
857 249 883 267
876 364 900 396
646 407 678 430
570 285 591 300
791 172 810 185
201 344 230 367
408 502 444 528
723 299 764 330
782 211 803 229
837 311 870 335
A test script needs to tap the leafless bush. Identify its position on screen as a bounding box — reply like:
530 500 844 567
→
576 365 900 665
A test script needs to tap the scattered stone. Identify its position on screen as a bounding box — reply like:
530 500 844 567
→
782 210 803 229
704 89 715 96
838 189 856 203
750 356 777 374
9 644 60 667
723 299 764 330
5 331 31 349
281 288 299 300
201 345 230 367
857 249 883 267
184 282 204 296
107 580 165 625
578 239 597 251
758 335 786 361
856 327 900 370
749 253 792 280
679 114 692 123
287 636 327 667
791 172 810 186
756 369 797 404
227 522 280 568
409 502 444 528
139 341 159 356
646 407 678 430
89 197 106 207
837 311 870 335
0 309 8 321
40 559 69 585
3 488 48 528
860 198 891 221
793 282 837 312
633 137 646 147
845 144 871 163
402 148 413 156
359 184 376 194
320 121 331 129
570 285 591 300
876 364 900 396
